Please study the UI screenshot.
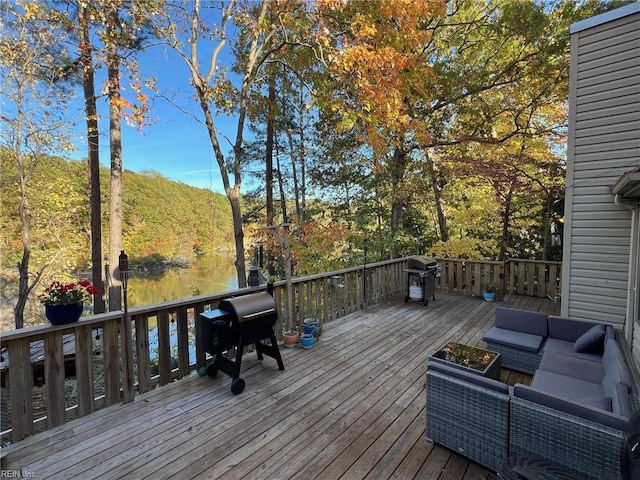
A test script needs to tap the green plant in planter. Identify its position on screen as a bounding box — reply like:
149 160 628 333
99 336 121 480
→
483 283 497 302
484 284 497 294
303 318 322 339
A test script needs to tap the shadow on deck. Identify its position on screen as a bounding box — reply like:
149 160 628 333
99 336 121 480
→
2 293 559 480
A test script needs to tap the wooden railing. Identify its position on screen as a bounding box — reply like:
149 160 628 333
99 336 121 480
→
0 256 560 443
435 258 562 301
0 258 408 443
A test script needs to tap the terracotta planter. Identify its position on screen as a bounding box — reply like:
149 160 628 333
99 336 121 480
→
283 332 299 348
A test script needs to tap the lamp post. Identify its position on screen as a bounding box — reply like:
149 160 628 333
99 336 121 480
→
118 250 129 309
119 250 134 403
247 260 261 287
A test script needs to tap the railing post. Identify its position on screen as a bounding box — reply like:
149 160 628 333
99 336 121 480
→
121 310 135 404
75 325 94 416
44 331 66 428
103 320 120 406
497 262 506 301
176 307 190 380
136 313 152 393
8 339 33 442
157 310 171 386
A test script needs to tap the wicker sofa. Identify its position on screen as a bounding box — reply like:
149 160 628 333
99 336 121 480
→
425 308 637 479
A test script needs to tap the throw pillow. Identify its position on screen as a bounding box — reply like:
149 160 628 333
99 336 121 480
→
574 324 606 353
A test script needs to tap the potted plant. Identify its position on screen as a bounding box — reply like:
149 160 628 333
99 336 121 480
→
283 327 300 348
303 317 322 340
300 333 314 349
483 284 497 302
39 279 98 325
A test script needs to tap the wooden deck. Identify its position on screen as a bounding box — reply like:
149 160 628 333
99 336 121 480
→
2 293 560 480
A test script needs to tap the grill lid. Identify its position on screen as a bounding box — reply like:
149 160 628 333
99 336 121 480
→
219 292 277 324
407 255 438 270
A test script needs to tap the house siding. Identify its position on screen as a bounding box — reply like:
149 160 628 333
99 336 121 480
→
562 7 640 329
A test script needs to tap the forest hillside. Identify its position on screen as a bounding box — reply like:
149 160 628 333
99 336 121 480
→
1 153 233 325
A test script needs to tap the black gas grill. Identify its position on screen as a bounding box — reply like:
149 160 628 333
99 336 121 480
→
404 256 441 306
199 291 285 394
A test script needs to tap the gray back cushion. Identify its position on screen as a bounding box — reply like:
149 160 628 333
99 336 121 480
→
548 316 605 342
603 338 634 390
611 382 632 417
495 307 548 336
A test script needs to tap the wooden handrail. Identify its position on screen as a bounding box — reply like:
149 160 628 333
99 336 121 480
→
0 256 561 443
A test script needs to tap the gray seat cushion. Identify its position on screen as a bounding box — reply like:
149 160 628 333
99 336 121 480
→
532 370 604 400
543 338 604 363
483 326 544 353
513 384 627 429
538 352 605 384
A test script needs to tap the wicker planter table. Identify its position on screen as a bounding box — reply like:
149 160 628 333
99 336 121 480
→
426 342 507 472
429 342 502 380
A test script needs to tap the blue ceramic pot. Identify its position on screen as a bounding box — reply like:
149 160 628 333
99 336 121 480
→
300 334 314 349
303 318 321 339
483 292 496 302
45 303 83 325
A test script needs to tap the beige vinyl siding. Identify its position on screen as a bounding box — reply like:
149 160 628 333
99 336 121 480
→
562 8 640 328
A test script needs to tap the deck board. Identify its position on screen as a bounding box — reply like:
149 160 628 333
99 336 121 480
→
2 293 559 480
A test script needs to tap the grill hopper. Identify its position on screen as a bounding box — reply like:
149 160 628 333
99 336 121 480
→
199 291 284 394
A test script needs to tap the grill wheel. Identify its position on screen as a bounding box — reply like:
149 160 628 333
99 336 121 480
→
231 378 246 395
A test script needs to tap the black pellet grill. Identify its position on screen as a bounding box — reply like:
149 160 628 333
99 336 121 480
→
199 291 284 394
404 256 441 306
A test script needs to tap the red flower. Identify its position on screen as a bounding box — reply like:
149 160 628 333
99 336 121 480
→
39 279 99 306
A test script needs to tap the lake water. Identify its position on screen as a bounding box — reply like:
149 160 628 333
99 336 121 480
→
127 255 238 366
127 255 238 308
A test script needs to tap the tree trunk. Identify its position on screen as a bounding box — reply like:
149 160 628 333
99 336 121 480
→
275 140 288 223
266 74 275 227
542 193 553 261
227 187 245 287
498 189 513 261
13 85 41 328
265 71 276 275
425 153 449 242
15 154 31 330
299 88 307 223
390 146 408 253
79 4 105 313
287 128 301 219
106 7 123 311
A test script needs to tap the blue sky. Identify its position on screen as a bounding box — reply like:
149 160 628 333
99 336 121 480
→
70 33 241 194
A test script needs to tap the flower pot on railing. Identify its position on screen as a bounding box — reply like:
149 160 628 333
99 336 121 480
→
45 303 83 325
39 279 97 325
